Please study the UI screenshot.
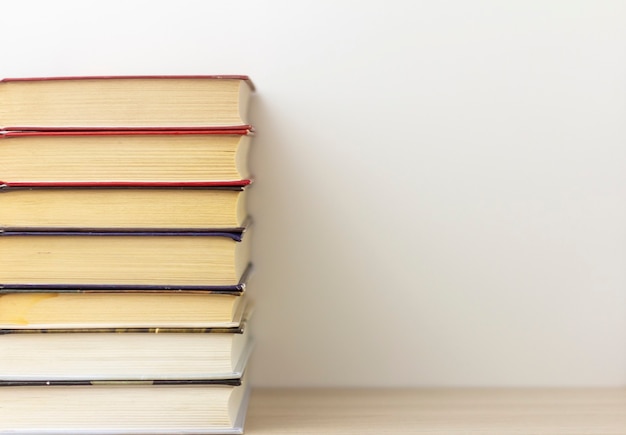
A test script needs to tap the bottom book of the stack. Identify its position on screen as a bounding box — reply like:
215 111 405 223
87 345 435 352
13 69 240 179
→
0 375 250 435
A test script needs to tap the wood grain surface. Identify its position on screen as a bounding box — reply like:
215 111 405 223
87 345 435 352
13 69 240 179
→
246 388 626 434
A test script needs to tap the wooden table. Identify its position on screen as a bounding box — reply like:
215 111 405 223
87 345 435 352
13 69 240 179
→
246 388 626 434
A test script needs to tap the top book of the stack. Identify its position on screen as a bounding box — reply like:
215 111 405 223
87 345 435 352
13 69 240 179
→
0 75 254 131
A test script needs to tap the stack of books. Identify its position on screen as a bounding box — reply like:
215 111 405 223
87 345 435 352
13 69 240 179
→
0 76 255 434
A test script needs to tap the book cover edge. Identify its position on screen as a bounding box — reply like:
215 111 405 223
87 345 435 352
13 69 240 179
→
0 128 254 137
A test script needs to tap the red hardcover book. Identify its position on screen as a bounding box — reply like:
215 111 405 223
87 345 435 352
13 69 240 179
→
0 129 253 184
0 75 254 131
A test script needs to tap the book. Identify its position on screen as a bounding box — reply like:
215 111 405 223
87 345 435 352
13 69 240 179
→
0 228 251 288
0 73 256 435
0 290 248 329
0 376 250 434
0 129 252 183
0 75 254 130
0 183 249 230
0 321 252 380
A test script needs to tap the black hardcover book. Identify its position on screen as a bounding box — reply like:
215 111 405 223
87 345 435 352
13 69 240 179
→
0 373 251 434
0 225 252 289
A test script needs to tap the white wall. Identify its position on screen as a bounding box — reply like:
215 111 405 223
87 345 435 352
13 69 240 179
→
2 0 625 387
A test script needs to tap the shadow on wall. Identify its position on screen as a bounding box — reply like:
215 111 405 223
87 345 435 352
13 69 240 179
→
245 94 431 387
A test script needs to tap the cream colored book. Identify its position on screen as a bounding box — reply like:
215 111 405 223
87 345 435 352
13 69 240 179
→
0 374 251 435
0 227 251 288
0 184 249 229
0 317 253 379
0 291 248 329
0 75 253 129
0 130 252 183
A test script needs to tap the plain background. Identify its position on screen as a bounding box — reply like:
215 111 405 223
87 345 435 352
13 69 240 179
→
1 0 625 387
